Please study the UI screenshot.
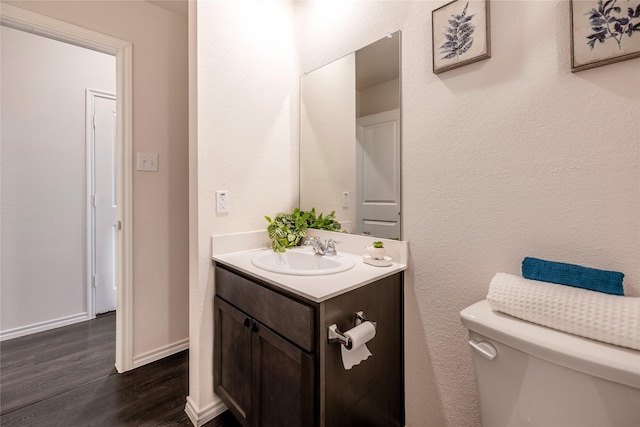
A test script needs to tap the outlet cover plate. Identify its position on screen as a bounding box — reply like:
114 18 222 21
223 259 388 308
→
216 190 229 213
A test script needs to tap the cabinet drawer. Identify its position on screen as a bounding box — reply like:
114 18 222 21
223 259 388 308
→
215 266 314 352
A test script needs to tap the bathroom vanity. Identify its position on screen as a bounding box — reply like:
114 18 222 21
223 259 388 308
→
207 26 405 426
213 247 405 427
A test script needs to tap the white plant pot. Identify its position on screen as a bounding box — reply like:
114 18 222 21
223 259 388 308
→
366 246 387 260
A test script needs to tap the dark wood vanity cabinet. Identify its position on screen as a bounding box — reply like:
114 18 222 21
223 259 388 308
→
214 264 404 427
215 296 315 426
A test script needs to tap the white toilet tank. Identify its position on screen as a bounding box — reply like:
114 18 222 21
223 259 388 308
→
460 300 640 427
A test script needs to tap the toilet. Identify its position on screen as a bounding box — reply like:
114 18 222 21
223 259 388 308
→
460 300 640 427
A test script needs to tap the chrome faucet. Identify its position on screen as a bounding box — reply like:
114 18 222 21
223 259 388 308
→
304 236 341 255
304 236 326 255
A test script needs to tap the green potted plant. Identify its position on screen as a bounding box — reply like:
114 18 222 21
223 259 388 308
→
305 207 342 232
366 241 387 260
264 208 309 253
264 207 342 252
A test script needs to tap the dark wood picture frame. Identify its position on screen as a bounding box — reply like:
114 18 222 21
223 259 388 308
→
432 0 491 74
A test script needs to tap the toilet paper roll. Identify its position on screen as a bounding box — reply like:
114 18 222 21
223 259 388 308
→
341 321 376 370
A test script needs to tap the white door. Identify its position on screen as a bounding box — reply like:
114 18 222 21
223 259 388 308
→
91 92 117 314
356 109 401 239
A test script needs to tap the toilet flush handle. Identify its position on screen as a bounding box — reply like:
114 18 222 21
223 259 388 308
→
469 339 497 360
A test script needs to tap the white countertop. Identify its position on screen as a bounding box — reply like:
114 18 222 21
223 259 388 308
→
213 247 406 303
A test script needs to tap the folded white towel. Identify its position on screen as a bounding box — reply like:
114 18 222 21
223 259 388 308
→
487 273 640 351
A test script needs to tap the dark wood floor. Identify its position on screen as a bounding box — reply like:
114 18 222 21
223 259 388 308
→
0 312 240 427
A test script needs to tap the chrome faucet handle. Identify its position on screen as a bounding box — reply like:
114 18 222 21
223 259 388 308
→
325 239 341 256
305 236 322 247
304 236 326 255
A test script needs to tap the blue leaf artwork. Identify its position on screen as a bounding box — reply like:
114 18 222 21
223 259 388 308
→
432 0 490 74
440 2 476 60
586 0 640 50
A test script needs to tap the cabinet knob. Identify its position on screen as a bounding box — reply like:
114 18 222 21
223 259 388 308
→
243 318 250 328
251 322 259 332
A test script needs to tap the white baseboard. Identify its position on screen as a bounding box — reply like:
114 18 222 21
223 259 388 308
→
132 337 189 369
0 312 90 342
185 396 227 427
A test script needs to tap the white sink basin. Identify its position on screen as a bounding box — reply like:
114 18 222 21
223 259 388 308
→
251 249 355 276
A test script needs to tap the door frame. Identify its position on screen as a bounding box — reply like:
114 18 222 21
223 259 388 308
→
86 89 117 319
1 4 135 372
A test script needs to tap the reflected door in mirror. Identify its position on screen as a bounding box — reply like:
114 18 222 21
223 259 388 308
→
356 109 400 239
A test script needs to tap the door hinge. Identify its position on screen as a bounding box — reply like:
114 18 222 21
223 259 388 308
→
92 114 96 128
118 220 122 230
91 275 96 288
91 194 96 207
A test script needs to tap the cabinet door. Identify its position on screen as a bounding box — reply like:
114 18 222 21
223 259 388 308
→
251 321 315 427
214 297 252 426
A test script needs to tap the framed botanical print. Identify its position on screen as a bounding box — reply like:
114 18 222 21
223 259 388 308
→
432 0 491 74
571 0 640 72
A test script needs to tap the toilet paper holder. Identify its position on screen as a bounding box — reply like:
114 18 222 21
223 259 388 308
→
328 311 377 350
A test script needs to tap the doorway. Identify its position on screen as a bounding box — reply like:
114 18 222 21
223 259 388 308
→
87 90 118 316
1 4 134 372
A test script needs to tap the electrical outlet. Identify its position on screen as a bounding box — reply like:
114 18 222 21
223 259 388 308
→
216 191 229 213
136 152 159 172
342 191 349 208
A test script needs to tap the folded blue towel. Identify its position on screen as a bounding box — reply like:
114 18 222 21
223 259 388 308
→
522 257 624 296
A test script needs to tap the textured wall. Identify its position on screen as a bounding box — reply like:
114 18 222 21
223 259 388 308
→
8 1 190 362
189 0 298 416
1 26 115 333
297 1 639 426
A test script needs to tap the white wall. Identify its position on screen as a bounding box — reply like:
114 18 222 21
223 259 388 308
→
6 1 190 365
1 26 115 336
191 0 639 426
188 0 298 420
295 1 640 426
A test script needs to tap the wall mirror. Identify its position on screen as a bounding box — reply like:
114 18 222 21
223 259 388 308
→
300 31 401 239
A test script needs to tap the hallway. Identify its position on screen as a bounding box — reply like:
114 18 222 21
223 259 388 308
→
0 313 238 426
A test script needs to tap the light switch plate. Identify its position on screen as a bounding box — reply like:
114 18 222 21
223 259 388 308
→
137 152 159 172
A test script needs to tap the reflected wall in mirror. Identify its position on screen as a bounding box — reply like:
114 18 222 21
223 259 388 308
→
300 31 401 239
